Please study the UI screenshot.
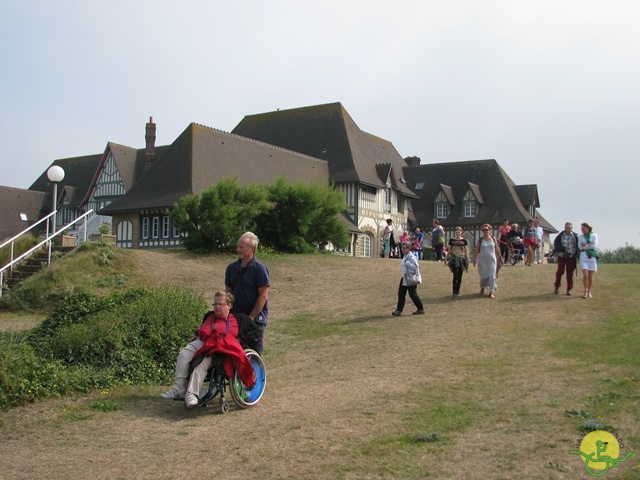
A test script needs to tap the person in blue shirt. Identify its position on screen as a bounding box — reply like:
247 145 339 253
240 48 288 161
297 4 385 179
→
225 232 270 356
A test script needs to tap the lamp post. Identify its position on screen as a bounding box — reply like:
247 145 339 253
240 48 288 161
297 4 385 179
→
47 165 65 265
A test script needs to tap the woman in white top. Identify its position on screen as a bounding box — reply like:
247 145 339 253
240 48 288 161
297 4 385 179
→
391 241 425 316
578 222 598 298
473 224 503 298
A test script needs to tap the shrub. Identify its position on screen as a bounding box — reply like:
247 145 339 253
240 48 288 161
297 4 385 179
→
0 331 112 410
1 286 207 409
255 177 349 253
40 286 206 384
599 244 640 264
169 178 270 253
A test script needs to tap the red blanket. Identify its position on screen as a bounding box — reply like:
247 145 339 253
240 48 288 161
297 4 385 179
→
193 334 256 387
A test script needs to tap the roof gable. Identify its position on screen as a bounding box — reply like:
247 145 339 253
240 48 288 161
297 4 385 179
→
232 102 415 197
29 154 102 210
403 159 556 231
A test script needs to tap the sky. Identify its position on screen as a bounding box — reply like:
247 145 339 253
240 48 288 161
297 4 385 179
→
1 1 638 250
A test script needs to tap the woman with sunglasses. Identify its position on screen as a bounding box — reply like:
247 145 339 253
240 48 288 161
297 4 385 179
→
472 224 503 298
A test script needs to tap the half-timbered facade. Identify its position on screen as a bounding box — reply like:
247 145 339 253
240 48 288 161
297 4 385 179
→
232 103 417 257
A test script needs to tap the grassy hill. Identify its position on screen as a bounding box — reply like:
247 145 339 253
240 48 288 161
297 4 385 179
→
1 246 639 479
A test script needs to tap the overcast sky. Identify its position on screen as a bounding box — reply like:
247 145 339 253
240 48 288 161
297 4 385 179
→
1 1 638 250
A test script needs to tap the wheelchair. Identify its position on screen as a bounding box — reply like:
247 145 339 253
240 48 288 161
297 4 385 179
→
192 348 266 414
507 239 526 265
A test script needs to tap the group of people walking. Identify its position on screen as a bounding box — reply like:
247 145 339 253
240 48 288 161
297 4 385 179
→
391 220 599 315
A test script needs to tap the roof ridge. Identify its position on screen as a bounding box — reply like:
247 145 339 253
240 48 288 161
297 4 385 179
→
107 141 137 150
242 101 342 118
191 122 330 166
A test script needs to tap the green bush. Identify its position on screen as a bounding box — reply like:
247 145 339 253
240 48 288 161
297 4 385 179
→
40 286 206 383
0 331 112 409
255 177 349 253
169 177 270 253
1 286 207 410
599 244 640 264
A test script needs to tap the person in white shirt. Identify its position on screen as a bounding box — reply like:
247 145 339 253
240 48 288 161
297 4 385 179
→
578 222 598 298
533 218 544 264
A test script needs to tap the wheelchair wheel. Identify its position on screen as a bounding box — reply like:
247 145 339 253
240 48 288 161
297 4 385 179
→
229 349 266 408
220 397 229 414
510 255 517 266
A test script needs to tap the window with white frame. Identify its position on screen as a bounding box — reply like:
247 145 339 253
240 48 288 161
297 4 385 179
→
462 190 478 217
361 233 372 257
384 188 391 212
152 217 160 239
162 216 170 238
141 217 149 239
434 191 450 219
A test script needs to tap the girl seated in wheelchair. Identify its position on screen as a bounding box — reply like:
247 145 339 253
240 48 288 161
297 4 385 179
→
160 291 261 408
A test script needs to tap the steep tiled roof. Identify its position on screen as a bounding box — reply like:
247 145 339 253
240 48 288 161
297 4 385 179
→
403 159 557 232
513 185 539 208
100 123 330 215
29 154 102 211
107 143 140 190
232 102 416 197
0 186 46 242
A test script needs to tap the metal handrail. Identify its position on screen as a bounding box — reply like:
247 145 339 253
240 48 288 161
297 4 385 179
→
1 209 94 297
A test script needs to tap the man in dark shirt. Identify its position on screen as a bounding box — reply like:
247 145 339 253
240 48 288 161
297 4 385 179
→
225 232 270 356
551 222 579 295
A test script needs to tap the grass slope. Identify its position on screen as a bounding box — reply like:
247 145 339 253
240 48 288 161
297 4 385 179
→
1 250 639 479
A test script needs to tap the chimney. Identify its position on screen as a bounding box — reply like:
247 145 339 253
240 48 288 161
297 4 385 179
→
404 156 421 166
145 116 156 172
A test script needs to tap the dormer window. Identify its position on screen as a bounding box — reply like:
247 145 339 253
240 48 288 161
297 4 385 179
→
434 191 450 218
463 189 478 217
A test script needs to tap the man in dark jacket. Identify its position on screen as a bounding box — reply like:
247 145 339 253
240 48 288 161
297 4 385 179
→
551 222 579 295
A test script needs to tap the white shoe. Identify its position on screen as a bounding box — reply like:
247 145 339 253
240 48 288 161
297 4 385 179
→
160 386 184 400
185 392 199 408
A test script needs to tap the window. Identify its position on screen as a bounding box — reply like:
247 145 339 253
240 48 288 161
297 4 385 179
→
462 190 478 217
464 202 478 217
141 218 149 239
152 217 160 239
397 195 404 214
436 203 449 218
162 217 170 238
434 191 450 219
384 188 391 212
361 233 372 257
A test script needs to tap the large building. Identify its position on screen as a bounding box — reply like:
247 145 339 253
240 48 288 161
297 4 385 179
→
3 103 556 257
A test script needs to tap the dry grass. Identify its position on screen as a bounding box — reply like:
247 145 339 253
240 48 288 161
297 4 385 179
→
1 251 639 479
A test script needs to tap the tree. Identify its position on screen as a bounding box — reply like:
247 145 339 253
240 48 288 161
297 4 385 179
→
169 178 270 253
599 244 640 264
255 178 349 253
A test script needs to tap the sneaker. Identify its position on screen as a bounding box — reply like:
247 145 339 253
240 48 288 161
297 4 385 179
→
554 288 559 294
184 392 199 408
391 310 402 316
412 310 425 315
566 290 572 296
160 386 185 400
